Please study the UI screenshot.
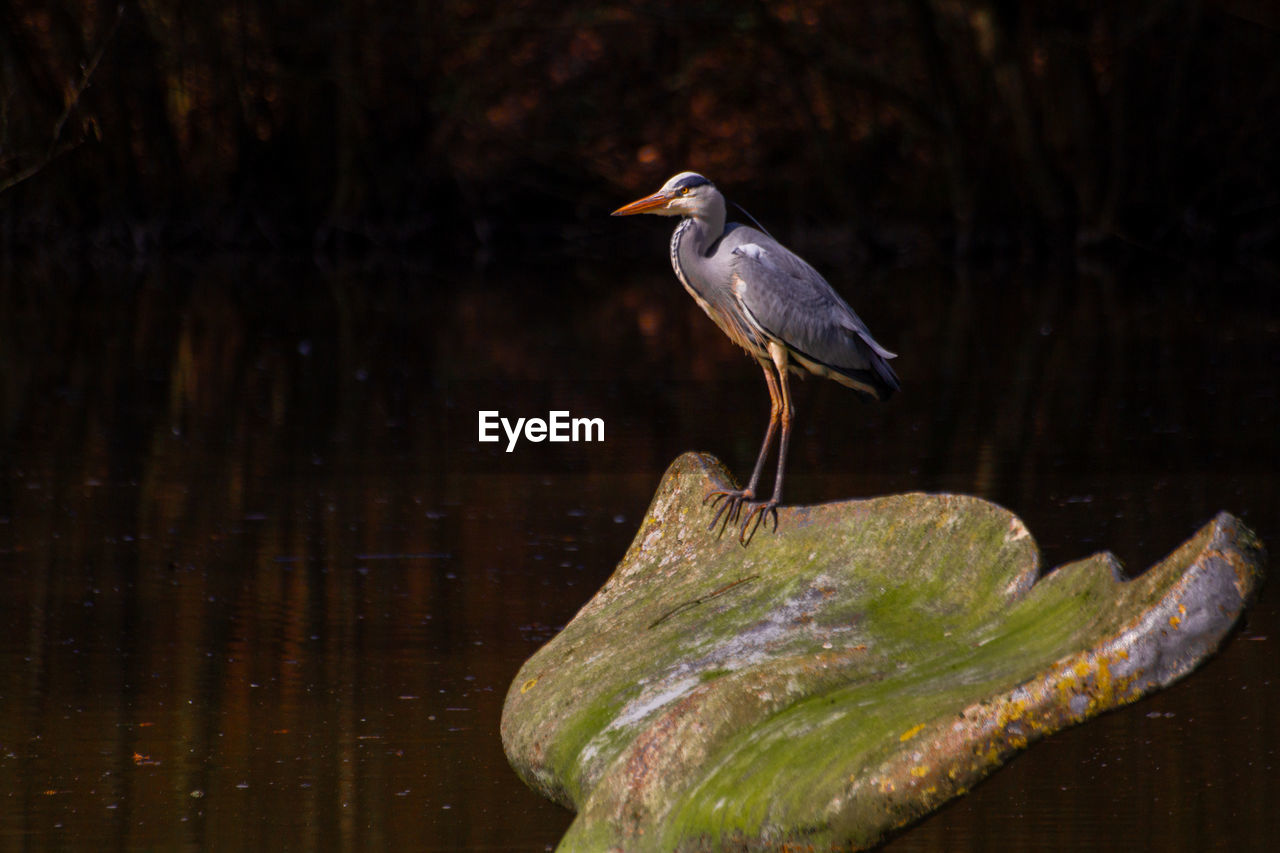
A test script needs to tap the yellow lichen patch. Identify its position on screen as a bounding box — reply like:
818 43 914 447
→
520 677 539 694
899 723 926 742
911 765 930 778
1095 657 1112 697
1169 615 1182 629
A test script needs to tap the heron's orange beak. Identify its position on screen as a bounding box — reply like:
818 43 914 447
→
610 191 673 216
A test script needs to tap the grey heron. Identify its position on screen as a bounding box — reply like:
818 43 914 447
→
612 171 899 544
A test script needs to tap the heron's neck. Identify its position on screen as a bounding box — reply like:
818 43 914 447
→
695 196 726 248
672 202 725 257
669 196 725 294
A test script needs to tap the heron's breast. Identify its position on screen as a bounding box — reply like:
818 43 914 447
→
671 223 768 358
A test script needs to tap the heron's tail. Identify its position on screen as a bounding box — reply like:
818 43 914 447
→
822 350 899 401
870 350 900 397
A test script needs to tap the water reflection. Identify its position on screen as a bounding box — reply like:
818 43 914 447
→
1 253 1276 850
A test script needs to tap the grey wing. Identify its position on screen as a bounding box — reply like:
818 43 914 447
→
728 235 897 371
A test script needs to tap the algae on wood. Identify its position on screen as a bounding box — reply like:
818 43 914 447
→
502 453 1265 851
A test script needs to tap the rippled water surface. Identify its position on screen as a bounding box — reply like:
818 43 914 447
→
1 254 1276 850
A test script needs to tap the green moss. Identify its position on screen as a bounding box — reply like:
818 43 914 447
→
699 668 733 683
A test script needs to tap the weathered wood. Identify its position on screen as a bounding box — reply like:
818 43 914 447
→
502 453 1266 851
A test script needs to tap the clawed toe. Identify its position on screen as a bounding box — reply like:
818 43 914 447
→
704 489 752 534
737 500 779 545
704 489 779 545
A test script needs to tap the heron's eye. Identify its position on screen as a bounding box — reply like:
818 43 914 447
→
680 187 691 196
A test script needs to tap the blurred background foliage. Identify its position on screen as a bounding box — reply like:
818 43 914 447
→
1 0 1277 263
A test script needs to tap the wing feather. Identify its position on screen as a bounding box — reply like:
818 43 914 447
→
724 229 898 396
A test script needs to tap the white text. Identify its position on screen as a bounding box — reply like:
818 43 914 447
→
478 410 604 452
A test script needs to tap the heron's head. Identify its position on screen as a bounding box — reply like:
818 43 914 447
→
611 172 719 219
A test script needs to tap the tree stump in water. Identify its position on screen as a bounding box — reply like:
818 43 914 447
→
502 452 1266 851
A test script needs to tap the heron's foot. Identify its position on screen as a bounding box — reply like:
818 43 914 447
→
737 499 780 546
704 488 753 535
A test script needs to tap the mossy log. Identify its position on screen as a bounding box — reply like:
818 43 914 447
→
502 453 1265 851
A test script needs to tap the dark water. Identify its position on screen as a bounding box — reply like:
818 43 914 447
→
1 253 1276 850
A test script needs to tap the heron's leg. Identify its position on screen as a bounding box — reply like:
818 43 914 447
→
706 359 781 533
742 362 783 496
740 343 793 544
